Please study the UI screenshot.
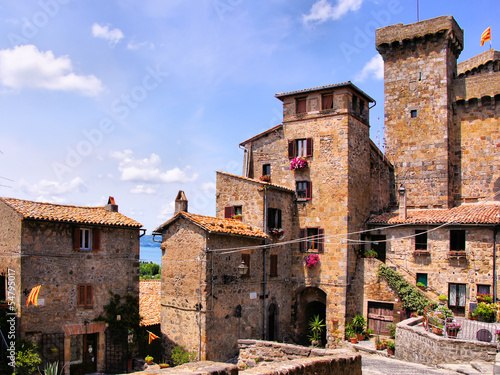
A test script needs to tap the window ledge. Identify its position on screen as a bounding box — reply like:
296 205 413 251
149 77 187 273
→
449 251 467 257
413 250 430 255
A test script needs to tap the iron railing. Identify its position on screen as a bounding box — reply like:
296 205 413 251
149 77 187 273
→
426 316 498 343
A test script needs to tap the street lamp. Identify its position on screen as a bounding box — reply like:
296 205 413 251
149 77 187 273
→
238 260 249 276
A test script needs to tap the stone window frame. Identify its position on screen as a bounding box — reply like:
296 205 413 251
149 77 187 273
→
296 97 307 114
415 229 428 250
288 138 313 159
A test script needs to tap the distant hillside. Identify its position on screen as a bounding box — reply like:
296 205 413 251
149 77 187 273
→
140 234 161 247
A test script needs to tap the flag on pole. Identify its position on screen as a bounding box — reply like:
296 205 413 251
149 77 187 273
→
26 285 42 306
148 331 159 344
481 27 491 46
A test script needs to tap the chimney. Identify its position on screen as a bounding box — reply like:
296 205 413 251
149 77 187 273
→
105 196 119 212
398 185 407 221
175 191 188 214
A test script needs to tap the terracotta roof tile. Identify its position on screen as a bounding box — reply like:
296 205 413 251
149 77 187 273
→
217 171 295 193
275 81 375 102
0 197 142 228
139 280 161 326
154 211 268 239
369 202 500 225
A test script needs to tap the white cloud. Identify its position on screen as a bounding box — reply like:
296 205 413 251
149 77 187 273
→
156 202 175 222
130 185 156 194
354 54 384 82
0 45 104 96
200 182 216 195
91 23 124 46
20 177 87 202
126 41 155 50
302 0 363 25
111 150 199 184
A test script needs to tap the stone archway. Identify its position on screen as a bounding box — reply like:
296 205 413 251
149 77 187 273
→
296 287 327 346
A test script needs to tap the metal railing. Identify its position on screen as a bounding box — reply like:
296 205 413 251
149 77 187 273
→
426 316 499 343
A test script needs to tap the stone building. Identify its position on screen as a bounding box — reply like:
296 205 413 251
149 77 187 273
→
0 196 142 374
157 14 500 353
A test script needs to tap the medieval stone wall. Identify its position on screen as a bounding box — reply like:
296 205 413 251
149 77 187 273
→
19 221 140 335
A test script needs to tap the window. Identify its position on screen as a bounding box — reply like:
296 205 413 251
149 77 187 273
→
322 94 333 110
241 254 250 277
73 228 100 251
267 208 282 229
415 230 428 250
77 284 93 307
416 273 428 288
448 283 466 316
288 138 313 159
410 109 418 118
270 254 278 277
296 181 312 200
359 99 365 115
300 227 324 253
352 95 358 112
450 230 466 251
477 285 491 295
225 206 242 219
296 97 307 114
262 164 271 176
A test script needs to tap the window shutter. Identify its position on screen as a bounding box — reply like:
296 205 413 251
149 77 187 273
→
242 254 250 276
224 206 234 219
277 209 282 228
300 228 306 252
288 140 295 159
270 254 278 276
86 285 93 306
267 208 274 229
306 181 312 200
318 228 325 253
306 138 313 157
92 229 101 251
78 285 85 306
73 228 81 251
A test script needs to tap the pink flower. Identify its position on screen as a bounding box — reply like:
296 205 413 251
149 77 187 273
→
290 157 308 170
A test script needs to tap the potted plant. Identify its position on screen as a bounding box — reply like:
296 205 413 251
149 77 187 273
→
290 157 308 170
375 337 385 350
259 175 271 182
364 249 377 258
270 228 284 239
363 328 374 338
351 315 367 341
159 363 170 369
308 315 325 347
302 253 320 268
446 322 462 339
387 323 396 339
349 333 358 344
477 293 493 303
145 355 154 365
438 295 448 305
468 310 478 321
416 282 426 290
475 302 497 322
232 214 242 220
386 340 395 356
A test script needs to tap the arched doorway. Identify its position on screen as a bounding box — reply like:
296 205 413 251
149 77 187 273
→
296 287 327 346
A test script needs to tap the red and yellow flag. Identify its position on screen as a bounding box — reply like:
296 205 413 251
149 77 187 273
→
26 285 42 307
148 331 159 344
481 27 491 46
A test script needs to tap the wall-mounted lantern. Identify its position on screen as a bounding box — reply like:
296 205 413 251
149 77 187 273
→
238 260 249 276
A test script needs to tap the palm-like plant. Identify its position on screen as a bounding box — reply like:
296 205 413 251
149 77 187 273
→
308 315 325 347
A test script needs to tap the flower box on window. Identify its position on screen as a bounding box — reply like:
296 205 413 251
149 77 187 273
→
232 214 242 220
260 175 271 182
449 251 466 257
302 253 320 268
413 250 430 256
270 228 284 239
290 157 308 171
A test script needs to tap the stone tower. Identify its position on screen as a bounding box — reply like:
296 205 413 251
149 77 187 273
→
376 16 464 208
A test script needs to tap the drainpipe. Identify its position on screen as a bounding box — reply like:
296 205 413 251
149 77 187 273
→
494 226 498 304
262 187 268 339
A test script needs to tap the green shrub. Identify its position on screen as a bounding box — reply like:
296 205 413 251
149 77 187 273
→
351 315 366 334
15 341 42 375
40 361 63 375
387 323 396 338
475 302 497 323
171 346 196 366
378 264 433 313
386 340 395 350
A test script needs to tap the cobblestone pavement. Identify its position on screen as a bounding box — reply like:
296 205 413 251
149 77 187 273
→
361 352 475 375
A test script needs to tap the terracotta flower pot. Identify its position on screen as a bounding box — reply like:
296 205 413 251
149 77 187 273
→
349 337 358 344
387 347 395 356
447 330 458 338
432 326 443 336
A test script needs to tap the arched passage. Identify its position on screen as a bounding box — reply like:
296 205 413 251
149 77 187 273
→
295 287 327 346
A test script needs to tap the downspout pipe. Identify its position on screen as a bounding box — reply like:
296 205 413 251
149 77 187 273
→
262 187 268 339
494 226 498 304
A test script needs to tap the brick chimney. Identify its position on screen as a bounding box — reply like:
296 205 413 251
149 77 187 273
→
398 185 407 221
105 196 118 212
175 191 188 214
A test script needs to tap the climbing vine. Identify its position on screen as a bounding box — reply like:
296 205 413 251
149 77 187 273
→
378 264 434 313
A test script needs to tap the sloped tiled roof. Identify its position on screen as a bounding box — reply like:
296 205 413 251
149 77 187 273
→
139 280 161 326
275 81 375 102
0 197 142 227
369 202 500 225
153 211 268 239
217 171 295 193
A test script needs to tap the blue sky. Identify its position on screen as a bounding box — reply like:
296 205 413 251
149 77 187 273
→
0 0 498 233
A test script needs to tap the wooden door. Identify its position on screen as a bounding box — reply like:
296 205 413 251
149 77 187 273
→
368 302 394 335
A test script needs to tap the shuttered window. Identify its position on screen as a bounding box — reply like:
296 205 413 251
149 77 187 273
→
300 227 325 253
296 98 306 113
73 228 101 251
267 208 282 229
288 138 313 159
270 254 278 277
296 181 312 200
78 284 93 307
322 94 333 110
